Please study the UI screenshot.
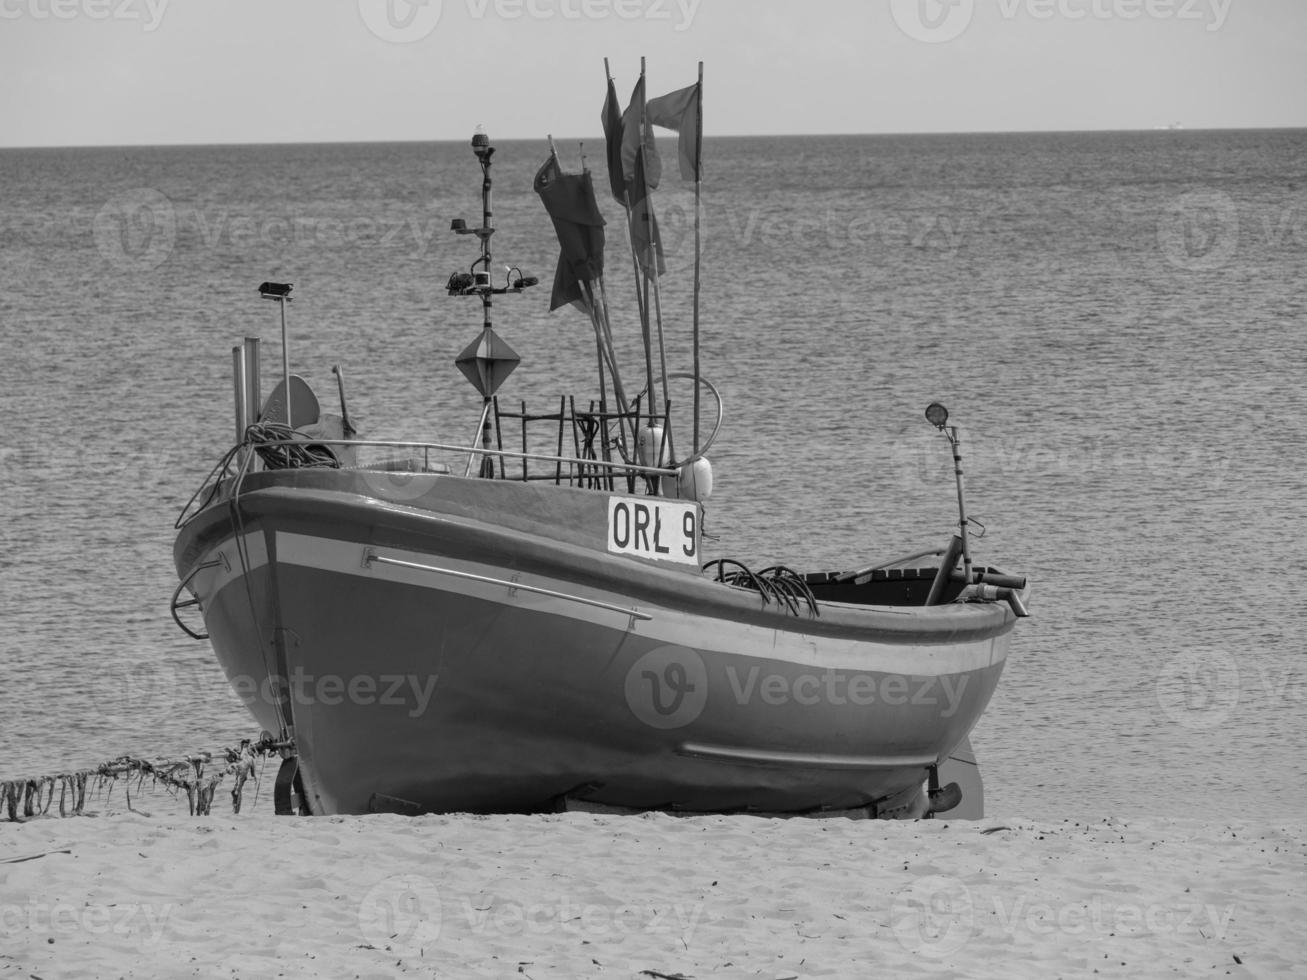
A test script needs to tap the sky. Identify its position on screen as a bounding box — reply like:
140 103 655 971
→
2 0 1306 147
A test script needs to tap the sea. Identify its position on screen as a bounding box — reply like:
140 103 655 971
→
1 130 1304 821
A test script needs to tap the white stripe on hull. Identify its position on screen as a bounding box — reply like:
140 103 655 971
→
184 531 268 603
678 743 940 769
272 531 1006 677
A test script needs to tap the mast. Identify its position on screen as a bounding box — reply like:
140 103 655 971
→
472 129 496 475
449 130 527 477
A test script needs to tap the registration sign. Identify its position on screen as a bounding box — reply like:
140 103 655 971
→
607 496 700 565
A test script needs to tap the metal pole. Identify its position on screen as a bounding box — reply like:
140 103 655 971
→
949 425 973 585
596 277 636 455
480 395 495 477
232 345 248 445
635 67 671 443
279 297 291 427
478 144 493 477
650 275 673 464
478 132 493 334
586 281 629 419
692 61 703 456
642 275 654 422
464 398 493 477
244 336 261 428
604 59 650 428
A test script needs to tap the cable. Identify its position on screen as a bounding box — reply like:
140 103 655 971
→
246 421 340 470
703 559 820 618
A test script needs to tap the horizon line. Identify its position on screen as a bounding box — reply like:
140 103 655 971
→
3 124 1305 152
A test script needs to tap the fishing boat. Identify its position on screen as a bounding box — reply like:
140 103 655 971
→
171 64 1030 820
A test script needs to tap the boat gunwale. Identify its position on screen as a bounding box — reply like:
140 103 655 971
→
175 482 1020 647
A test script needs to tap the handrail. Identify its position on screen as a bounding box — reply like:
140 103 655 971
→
169 555 229 639
174 443 243 528
176 433 686 531
629 372 725 458
247 436 681 478
364 551 654 623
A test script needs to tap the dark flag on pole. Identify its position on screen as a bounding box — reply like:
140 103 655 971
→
620 75 661 191
534 155 606 312
628 145 665 279
600 76 627 206
647 82 702 181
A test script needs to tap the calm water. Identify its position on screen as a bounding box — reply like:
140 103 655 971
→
2 130 1304 819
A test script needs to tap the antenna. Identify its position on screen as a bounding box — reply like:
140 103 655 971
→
446 130 538 476
925 402 973 585
258 281 293 427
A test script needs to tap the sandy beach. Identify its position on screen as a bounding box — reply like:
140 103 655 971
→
2 808 1302 979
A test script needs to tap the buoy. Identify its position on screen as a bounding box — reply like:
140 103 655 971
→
637 425 669 468
677 457 713 501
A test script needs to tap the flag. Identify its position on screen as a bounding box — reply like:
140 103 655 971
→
620 76 661 192
600 76 626 205
547 258 588 314
534 155 606 312
628 145 665 279
647 82 701 182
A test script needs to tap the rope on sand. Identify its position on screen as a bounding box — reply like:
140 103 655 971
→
0 734 287 822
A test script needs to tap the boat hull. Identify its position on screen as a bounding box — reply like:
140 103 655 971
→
175 470 1015 816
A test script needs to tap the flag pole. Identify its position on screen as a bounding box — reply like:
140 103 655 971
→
549 131 608 412
550 130 633 453
692 60 704 457
589 279 634 449
650 249 673 466
635 78 674 459
605 60 649 387
574 136 626 439
638 57 655 436
596 276 637 455
621 59 654 435
638 61 673 470
625 187 651 431
604 57 654 452
591 273 635 455
641 265 654 427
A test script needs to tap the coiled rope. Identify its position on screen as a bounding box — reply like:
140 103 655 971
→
703 559 820 618
246 421 340 470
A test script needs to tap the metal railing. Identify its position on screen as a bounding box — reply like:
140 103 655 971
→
176 435 681 529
